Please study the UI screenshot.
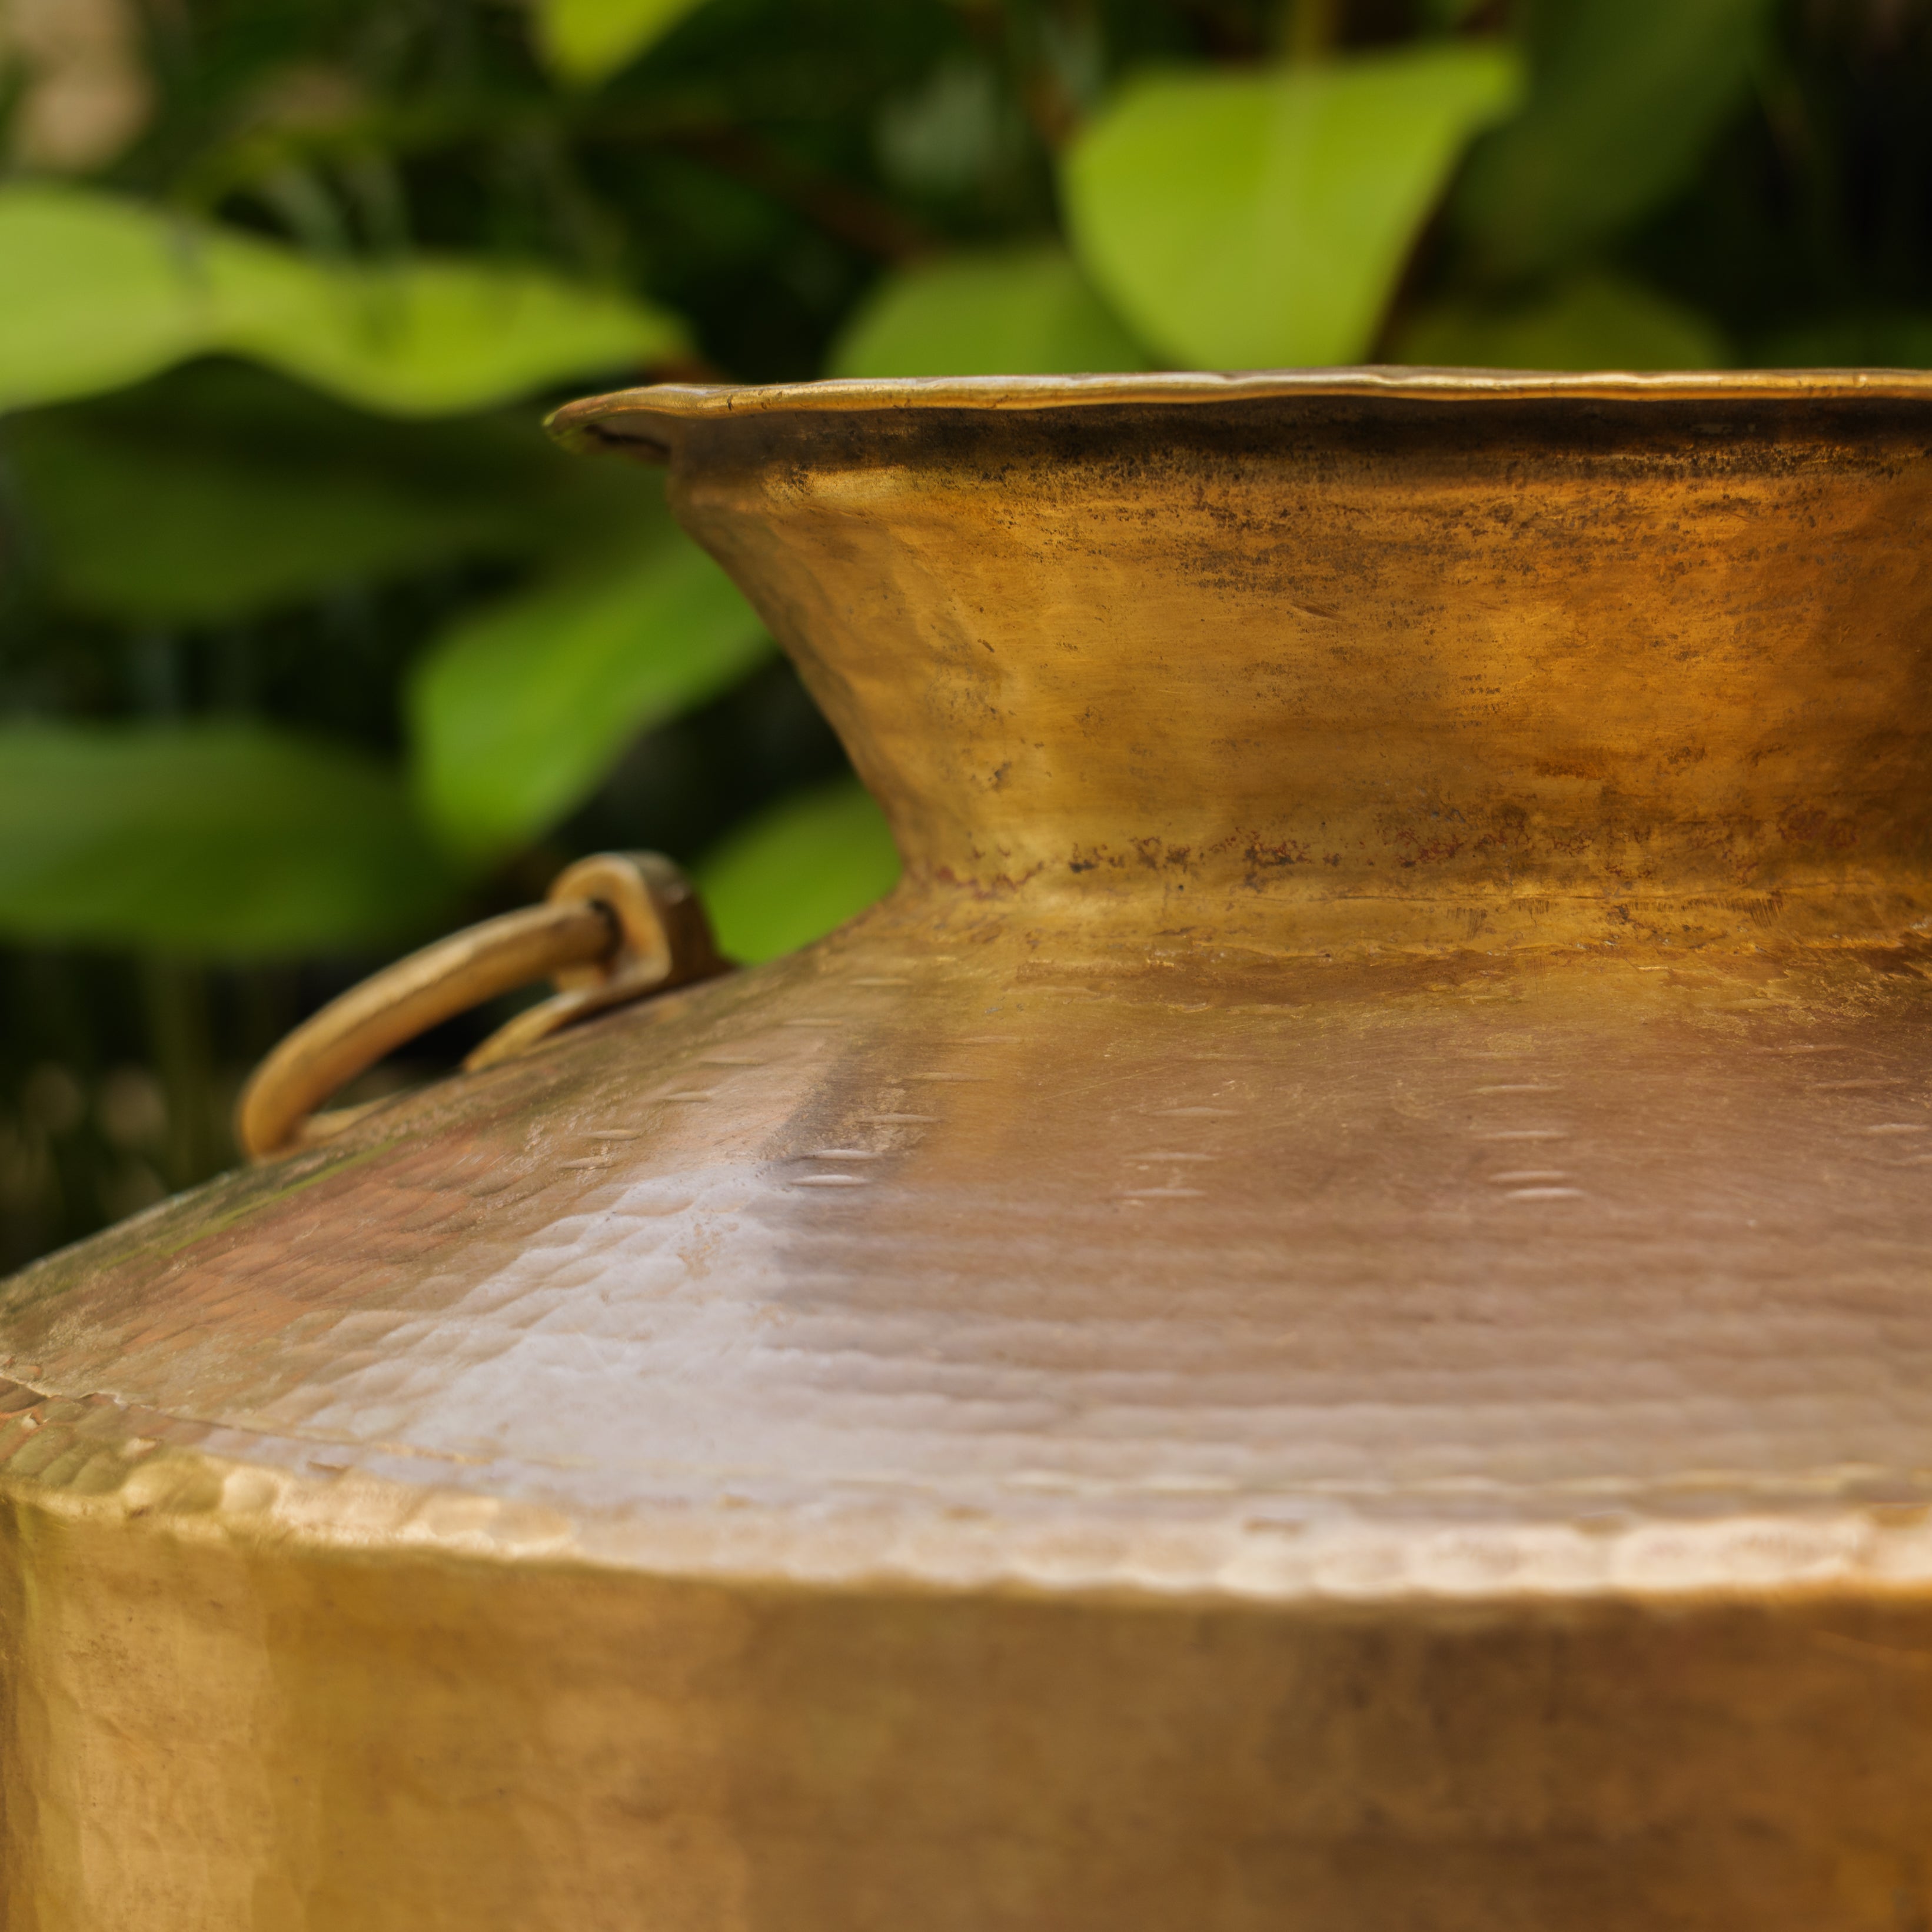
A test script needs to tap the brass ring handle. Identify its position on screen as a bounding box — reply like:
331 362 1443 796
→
236 851 728 1162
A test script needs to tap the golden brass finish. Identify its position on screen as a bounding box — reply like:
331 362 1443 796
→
462 849 730 1073
235 900 610 1159
8 371 1932 1928
235 849 726 1159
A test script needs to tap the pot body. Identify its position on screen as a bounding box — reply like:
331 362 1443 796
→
5 371 1932 1929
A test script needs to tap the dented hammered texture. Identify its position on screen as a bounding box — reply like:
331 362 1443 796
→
6 372 1932 1930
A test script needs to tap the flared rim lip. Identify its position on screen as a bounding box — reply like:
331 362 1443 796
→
548 364 1932 451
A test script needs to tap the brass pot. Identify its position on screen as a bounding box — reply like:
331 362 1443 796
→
5 370 1932 1930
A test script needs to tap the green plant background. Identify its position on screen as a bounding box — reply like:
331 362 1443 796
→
0 0 1921 1263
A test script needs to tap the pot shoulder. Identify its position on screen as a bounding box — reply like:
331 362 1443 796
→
4 905 1930 1604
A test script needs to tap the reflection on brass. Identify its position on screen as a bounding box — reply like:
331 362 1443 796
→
235 849 726 1159
9 370 1932 1928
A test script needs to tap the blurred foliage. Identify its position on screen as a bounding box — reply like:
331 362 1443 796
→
696 777 902 965
408 491 769 856
1062 39 1524 365
0 718 459 951
0 183 687 412
2 0 1932 1263
1394 267 1732 368
830 244 1145 375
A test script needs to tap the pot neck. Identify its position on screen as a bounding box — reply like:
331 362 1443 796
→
664 394 1932 955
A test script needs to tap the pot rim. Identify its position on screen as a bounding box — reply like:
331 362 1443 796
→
548 364 1932 452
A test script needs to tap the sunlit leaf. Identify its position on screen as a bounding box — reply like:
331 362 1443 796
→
0 723 459 955
0 188 214 408
1394 271 1728 371
1062 42 1522 370
0 184 686 416
214 246 687 417
696 779 901 963
829 246 1150 377
534 0 711 83
410 498 769 859
1452 0 1775 275
6 363 647 623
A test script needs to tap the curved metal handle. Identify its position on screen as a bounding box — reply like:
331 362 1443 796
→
236 852 728 1162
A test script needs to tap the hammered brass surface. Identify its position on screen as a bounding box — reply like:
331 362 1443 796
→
6 372 1932 1928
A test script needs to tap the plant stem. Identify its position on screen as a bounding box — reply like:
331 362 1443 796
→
1279 0 1338 61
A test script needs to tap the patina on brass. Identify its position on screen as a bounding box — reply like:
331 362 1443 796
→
235 849 727 1158
5 368 1932 1929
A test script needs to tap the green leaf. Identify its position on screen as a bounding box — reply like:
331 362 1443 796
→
0 722 460 956
410 498 769 859
1755 311 1932 368
1393 270 1728 371
534 0 711 83
829 246 1150 378
0 184 686 416
6 363 648 623
213 246 687 417
7 414 508 624
1452 0 1775 276
1061 42 1523 370
696 779 902 964
0 188 214 408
